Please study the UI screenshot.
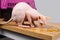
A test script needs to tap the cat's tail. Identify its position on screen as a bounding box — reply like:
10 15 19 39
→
0 17 14 25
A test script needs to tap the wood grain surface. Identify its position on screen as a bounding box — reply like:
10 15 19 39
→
0 19 60 40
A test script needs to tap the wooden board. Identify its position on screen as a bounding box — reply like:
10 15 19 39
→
0 19 60 40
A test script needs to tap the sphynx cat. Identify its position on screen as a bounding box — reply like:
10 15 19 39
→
0 2 47 27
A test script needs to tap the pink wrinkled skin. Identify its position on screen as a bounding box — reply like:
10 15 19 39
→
1 2 47 27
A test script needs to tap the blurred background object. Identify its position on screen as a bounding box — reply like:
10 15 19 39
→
0 0 36 21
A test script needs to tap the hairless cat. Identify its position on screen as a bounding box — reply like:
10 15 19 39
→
0 2 49 27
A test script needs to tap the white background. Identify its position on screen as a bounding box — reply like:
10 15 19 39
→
35 0 60 23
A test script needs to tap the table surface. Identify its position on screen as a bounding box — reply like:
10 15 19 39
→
0 19 60 40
